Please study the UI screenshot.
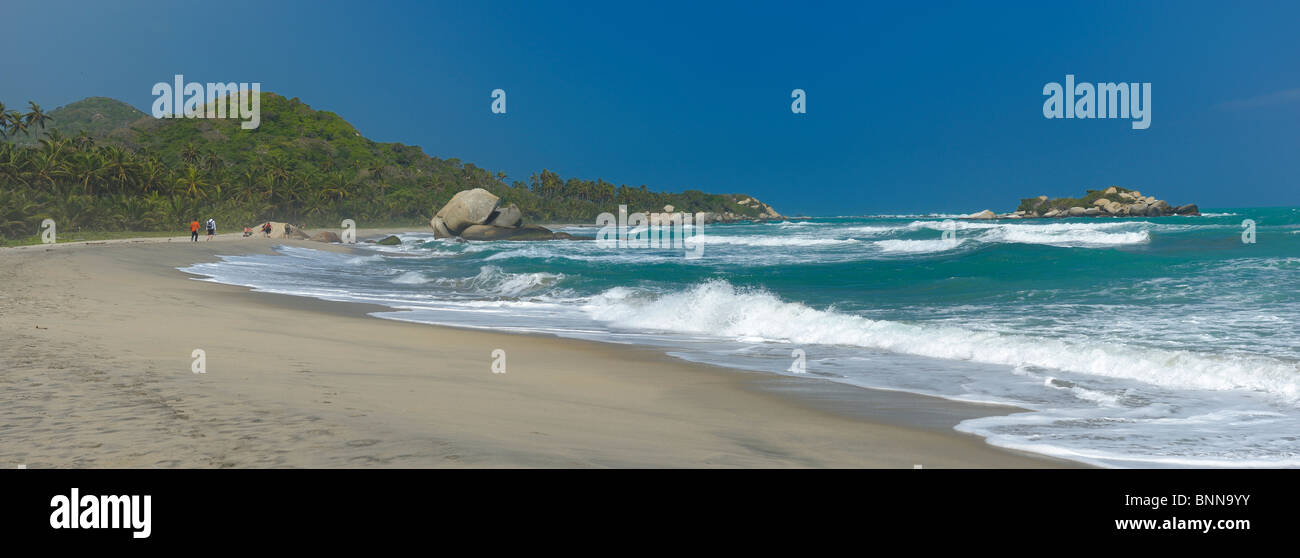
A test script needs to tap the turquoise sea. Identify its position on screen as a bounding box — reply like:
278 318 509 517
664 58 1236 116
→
182 207 1300 467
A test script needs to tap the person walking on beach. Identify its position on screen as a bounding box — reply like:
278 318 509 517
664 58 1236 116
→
262 222 272 238
284 223 292 238
206 218 216 240
190 219 200 242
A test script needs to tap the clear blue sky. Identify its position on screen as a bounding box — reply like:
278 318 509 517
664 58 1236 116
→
3 0 1297 214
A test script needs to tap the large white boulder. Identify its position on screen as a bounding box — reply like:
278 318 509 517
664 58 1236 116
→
435 188 501 234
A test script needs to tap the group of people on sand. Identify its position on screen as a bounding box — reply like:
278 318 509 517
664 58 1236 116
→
189 218 216 241
263 222 294 238
189 219 295 241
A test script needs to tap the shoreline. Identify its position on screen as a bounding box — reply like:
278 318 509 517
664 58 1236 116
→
1 232 1080 468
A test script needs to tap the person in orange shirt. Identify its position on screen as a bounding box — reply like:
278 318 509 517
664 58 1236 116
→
190 220 200 242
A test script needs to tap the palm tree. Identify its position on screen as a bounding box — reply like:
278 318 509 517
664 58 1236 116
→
180 143 200 165
6 111 29 138
101 146 139 194
320 171 351 201
24 102 54 136
263 155 293 207
69 151 106 195
0 189 42 238
174 165 208 199
0 143 24 186
200 153 225 174
74 131 95 151
235 166 261 204
28 152 64 193
138 159 166 194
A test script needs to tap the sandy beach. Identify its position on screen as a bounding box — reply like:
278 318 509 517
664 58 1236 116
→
0 232 1075 468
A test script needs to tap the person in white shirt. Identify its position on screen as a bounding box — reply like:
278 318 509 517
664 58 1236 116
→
206 218 216 240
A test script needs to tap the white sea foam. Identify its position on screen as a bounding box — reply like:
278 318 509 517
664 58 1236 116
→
582 280 1300 402
980 226 1149 246
873 238 965 253
392 271 431 284
433 266 565 297
346 254 385 265
894 220 1152 246
703 235 861 247
840 225 904 236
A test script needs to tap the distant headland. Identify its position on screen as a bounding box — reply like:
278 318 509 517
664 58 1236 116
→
0 94 783 242
964 186 1200 219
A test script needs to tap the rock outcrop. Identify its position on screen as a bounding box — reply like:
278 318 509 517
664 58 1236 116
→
310 231 341 243
488 203 523 228
459 224 521 241
429 189 786 239
617 195 784 225
430 189 576 241
435 188 502 234
734 196 783 220
964 187 1201 220
429 216 454 239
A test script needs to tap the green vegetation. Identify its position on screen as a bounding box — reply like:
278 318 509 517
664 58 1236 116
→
8 97 146 146
1 94 771 240
1017 186 1134 213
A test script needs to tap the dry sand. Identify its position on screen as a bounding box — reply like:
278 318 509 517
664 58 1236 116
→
0 232 1077 468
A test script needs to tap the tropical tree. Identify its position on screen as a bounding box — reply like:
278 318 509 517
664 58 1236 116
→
6 110 29 138
180 143 200 165
69 151 106 194
174 165 209 199
137 159 167 194
101 145 139 194
24 102 54 135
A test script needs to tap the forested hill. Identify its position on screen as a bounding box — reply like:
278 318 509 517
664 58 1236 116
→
0 93 779 239
9 97 145 145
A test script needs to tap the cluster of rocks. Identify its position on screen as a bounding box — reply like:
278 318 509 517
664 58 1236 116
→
430 188 576 241
965 187 1200 220
730 196 784 221
275 189 789 245
664 196 784 225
